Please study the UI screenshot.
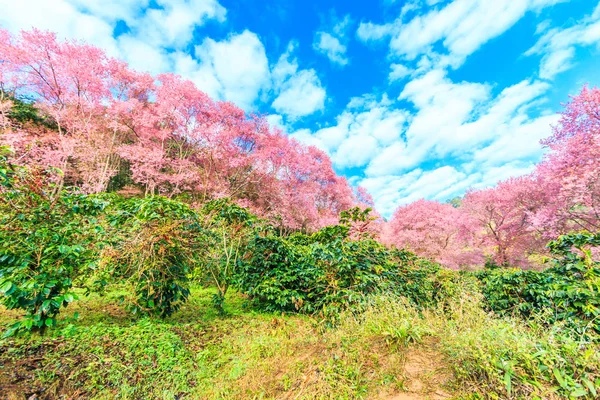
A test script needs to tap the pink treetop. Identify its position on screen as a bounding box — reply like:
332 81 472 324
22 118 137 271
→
461 176 548 268
534 86 600 236
0 28 359 231
383 199 483 269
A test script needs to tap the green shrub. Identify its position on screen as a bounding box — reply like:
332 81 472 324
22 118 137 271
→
387 250 465 308
0 147 105 335
99 196 203 318
198 198 258 313
235 208 461 317
475 232 600 335
236 221 393 314
433 292 600 399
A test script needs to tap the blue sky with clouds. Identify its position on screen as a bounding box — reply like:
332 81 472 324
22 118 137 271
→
1 0 600 216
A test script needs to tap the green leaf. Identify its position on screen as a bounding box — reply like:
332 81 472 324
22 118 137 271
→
582 378 597 397
552 368 566 388
570 388 587 397
41 299 52 312
504 372 512 396
0 281 13 294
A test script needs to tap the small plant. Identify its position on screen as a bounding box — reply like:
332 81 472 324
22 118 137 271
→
199 198 257 314
475 232 600 335
0 146 105 336
99 196 202 317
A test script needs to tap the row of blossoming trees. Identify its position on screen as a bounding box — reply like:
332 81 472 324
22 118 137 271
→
1 28 598 269
0 29 367 232
383 86 600 269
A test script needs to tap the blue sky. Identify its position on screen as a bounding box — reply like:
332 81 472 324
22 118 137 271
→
1 0 600 216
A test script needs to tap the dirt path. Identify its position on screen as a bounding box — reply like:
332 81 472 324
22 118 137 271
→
378 340 453 400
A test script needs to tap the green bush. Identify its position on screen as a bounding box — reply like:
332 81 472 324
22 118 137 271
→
235 209 461 317
236 216 393 314
99 196 203 318
475 232 600 334
388 251 467 308
0 147 105 335
198 198 258 313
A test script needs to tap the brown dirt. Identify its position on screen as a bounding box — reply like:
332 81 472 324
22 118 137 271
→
377 339 453 400
0 339 87 400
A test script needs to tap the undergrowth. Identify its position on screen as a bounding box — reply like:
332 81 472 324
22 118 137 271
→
2 286 598 399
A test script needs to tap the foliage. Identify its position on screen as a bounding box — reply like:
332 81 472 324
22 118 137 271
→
384 87 600 269
0 146 104 335
198 198 258 313
534 86 600 237
236 208 461 317
461 176 549 268
432 292 600 399
2 286 598 399
383 199 483 269
99 196 202 317
388 251 468 308
475 232 600 335
0 28 360 232
236 224 392 315
0 91 57 129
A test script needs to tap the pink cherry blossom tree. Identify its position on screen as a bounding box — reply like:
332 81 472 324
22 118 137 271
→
383 199 483 269
461 176 548 268
533 86 600 238
0 28 362 232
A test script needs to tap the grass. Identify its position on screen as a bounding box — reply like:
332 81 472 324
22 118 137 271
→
1 286 599 399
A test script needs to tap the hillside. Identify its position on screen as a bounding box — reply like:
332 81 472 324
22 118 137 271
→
1 27 600 400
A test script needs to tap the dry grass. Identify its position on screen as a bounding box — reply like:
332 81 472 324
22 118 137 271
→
2 287 599 399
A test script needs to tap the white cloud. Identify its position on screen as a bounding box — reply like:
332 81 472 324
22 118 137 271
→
334 135 380 168
314 32 348 66
346 93 393 109
365 74 551 177
471 114 558 167
117 0 225 51
389 63 411 82
386 70 490 166
447 79 551 154
193 31 270 110
332 14 353 36
118 35 171 74
365 141 417 177
526 5 600 79
327 99 408 168
350 75 553 216
272 70 326 118
168 31 271 110
266 114 285 131
358 0 565 70
471 161 537 190
314 14 352 66
289 128 329 152
271 43 326 119
288 95 408 170
290 71 553 217
66 0 151 23
360 166 468 217
0 0 120 55
312 115 352 151
356 22 395 43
